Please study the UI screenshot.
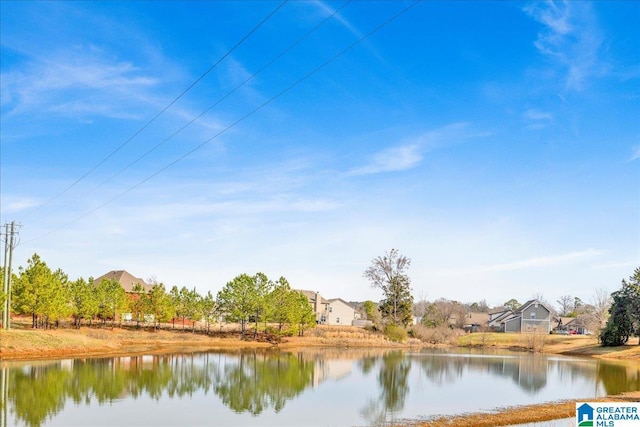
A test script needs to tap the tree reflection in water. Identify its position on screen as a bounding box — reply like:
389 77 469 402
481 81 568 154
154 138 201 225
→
212 351 314 415
360 351 412 427
2 349 640 427
2 351 315 426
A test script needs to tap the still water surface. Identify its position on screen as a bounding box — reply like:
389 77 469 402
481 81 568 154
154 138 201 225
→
1 348 638 427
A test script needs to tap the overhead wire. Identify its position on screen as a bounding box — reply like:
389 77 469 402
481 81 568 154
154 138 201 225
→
18 0 288 222
31 1 353 222
24 0 420 244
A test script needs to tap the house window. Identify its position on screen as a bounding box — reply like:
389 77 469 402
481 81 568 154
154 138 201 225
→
530 312 536 319
329 307 333 313
336 317 340 324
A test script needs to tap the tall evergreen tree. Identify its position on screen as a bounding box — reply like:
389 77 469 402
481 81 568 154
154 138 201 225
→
145 283 174 330
69 277 98 328
13 254 69 328
217 274 258 337
600 267 640 346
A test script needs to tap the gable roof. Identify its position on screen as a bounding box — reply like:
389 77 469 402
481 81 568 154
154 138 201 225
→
328 298 355 309
296 290 329 304
514 299 551 315
94 270 153 293
464 312 490 325
491 310 514 323
489 307 508 315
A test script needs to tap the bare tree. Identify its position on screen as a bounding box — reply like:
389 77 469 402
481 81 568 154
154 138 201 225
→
591 288 611 330
557 295 573 316
422 298 466 328
364 249 413 326
412 291 429 322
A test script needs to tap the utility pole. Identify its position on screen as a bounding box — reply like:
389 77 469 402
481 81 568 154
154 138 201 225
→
2 221 19 330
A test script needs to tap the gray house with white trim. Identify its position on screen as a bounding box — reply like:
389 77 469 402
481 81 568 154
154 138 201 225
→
502 300 551 333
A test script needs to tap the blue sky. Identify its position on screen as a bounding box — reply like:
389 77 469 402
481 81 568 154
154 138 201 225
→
1 1 638 308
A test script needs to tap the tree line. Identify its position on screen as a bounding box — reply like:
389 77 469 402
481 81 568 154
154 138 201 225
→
2 253 316 338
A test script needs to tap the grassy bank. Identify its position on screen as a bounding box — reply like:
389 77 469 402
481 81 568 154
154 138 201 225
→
2 325 640 361
0 323 414 361
457 331 640 359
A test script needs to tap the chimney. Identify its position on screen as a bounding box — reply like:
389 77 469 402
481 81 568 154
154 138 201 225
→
315 292 321 314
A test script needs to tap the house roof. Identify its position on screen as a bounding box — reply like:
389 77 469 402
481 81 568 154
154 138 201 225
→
296 290 329 304
492 310 514 323
328 298 355 309
514 299 551 315
94 270 153 293
464 312 490 325
554 316 576 326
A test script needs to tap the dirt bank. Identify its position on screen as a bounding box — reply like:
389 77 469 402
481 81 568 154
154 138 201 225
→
0 324 413 361
2 327 640 362
397 391 640 427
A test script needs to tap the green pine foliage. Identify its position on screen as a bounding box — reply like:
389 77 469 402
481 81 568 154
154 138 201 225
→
363 249 414 328
8 253 316 336
600 267 640 347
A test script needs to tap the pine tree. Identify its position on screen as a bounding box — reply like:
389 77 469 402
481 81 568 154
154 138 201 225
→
600 267 640 346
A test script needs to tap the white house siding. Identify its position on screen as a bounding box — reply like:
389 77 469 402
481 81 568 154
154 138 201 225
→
327 299 356 326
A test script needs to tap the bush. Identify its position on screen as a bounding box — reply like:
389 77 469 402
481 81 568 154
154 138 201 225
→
410 324 457 345
521 330 547 351
384 324 408 342
599 321 629 347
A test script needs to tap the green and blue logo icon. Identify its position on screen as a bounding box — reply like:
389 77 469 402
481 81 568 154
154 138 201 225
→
577 403 594 426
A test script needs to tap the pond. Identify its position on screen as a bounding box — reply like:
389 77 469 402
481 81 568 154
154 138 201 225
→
1 348 638 427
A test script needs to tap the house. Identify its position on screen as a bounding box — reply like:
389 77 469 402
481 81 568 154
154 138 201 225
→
488 307 513 331
94 270 153 294
94 270 154 322
501 300 551 333
461 312 490 332
553 316 589 334
297 290 330 324
326 298 357 326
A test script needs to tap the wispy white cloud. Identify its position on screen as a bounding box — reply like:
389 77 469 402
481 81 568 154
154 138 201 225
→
523 108 554 130
312 1 363 40
348 122 487 176
524 108 553 121
524 1 605 91
348 144 422 176
1 197 42 213
630 146 640 162
1 50 159 120
472 249 603 273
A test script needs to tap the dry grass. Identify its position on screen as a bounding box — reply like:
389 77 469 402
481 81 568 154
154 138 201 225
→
411 325 459 345
396 391 640 427
0 323 420 361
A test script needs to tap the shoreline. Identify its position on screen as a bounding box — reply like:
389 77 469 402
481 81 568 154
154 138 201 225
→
396 391 640 427
1 324 639 362
2 326 639 426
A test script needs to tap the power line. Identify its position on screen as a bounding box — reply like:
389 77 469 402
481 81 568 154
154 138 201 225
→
28 1 352 223
25 0 420 244
18 0 288 222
